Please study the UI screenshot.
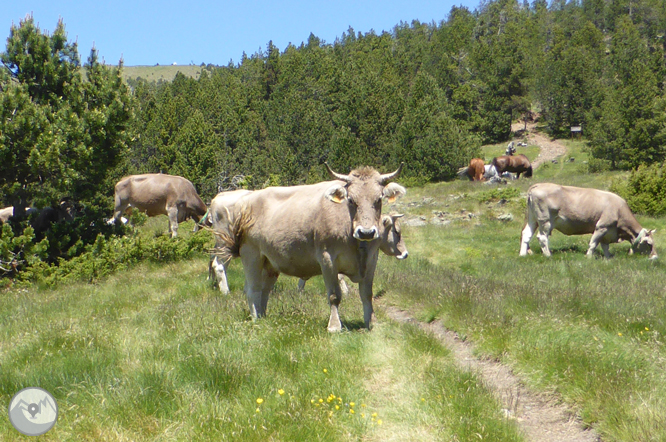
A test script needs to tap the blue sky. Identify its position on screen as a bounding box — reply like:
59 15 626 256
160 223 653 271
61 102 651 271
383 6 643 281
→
3 0 480 67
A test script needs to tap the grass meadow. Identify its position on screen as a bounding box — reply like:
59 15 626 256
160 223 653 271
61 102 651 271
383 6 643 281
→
1 138 666 440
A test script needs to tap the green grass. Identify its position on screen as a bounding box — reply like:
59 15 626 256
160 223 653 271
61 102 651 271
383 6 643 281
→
3 136 665 440
0 258 522 441
122 65 210 83
384 155 666 440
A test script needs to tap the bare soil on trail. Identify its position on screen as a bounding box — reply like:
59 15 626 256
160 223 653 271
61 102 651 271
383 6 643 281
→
385 307 600 442
512 121 568 169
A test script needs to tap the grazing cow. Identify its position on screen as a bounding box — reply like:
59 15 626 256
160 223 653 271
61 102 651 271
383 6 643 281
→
113 174 207 237
216 163 406 332
520 183 657 259
464 158 487 181
491 154 533 178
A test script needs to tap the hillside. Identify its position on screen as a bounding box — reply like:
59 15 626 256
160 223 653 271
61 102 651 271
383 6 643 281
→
122 64 212 82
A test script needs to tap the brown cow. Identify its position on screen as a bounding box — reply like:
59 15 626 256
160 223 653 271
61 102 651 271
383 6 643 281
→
215 163 406 332
492 154 533 178
113 174 207 237
465 158 486 181
520 183 657 259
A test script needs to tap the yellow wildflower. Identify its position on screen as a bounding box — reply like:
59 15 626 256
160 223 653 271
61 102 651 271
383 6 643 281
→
323 368 328 373
256 408 260 413
319 398 324 403
335 405 340 410
646 327 650 331
377 419 383 425
372 412 378 418
256 398 264 405
618 332 623 336
350 409 355 414
349 402 355 408
278 389 285 395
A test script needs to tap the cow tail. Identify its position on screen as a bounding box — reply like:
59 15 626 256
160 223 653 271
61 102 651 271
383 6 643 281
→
208 205 254 263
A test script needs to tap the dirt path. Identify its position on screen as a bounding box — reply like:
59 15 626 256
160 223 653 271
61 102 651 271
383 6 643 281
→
511 121 567 169
385 307 600 442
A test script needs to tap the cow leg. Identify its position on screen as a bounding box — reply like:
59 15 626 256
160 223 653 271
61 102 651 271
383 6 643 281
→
210 256 230 294
320 252 343 332
587 228 608 258
113 194 130 224
600 243 611 259
260 268 278 315
297 278 306 291
536 221 552 257
358 259 378 330
519 220 537 256
338 275 349 297
166 205 179 237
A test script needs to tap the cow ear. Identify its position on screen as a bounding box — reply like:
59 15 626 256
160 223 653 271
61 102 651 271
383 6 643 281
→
324 184 347 204
383 183 406 204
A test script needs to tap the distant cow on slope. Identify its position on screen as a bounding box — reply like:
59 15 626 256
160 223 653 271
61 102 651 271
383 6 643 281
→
520 183 657 259
492 154 532 178
113 174 207 237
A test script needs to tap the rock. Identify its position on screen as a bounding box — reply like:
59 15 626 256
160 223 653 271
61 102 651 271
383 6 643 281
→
497 213 514 221
403 217 427 227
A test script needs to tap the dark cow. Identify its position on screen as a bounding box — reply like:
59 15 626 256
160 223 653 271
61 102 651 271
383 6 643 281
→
216 164 406 332
491 154 533 178
113 174 207 237
520 183 657 259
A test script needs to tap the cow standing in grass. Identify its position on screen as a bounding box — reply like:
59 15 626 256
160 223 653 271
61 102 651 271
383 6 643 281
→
113 174 207 237
520 183 657 259
216 164 406 332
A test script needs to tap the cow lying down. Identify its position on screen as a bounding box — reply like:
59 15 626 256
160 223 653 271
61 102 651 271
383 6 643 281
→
520 183 657 259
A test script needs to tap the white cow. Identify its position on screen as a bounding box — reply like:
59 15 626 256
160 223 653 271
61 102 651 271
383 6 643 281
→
520 183 657 259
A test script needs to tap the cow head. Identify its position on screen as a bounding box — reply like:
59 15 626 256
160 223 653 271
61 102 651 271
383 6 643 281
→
324 163 406 241
380 213 408 259
632 228 657 259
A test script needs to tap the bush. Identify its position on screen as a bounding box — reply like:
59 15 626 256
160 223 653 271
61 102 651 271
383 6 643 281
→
5 227 213 287
610 163 666 215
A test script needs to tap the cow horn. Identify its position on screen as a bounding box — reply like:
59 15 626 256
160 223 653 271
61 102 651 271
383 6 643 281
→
324 162 351 182
380 163 404 184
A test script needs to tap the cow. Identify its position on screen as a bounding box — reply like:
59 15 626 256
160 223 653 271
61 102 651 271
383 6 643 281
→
208 189 409 293
465 158 487 181
112 174 207 237
215 163 406 332
520 183 657 259
491 154 532 178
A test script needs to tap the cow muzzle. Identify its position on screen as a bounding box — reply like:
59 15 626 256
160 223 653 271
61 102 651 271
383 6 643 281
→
354 226 379 241
397 251 409 260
